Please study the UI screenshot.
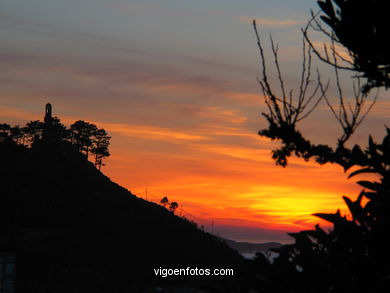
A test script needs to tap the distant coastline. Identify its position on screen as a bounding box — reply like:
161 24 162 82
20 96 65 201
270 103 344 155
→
222 238 282 254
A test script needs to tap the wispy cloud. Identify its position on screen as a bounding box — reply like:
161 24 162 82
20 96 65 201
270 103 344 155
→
197 145 271 163
369 101 390 117
100 122 210 142
0 105 41 122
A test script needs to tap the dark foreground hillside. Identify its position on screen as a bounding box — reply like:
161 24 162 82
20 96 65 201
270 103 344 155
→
0 140 243 292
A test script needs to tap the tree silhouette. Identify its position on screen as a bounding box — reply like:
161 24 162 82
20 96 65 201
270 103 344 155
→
0 107 111 169
43 116 69 143
249 133 390 293
9 125 24 144
69 121 110 168
160 196 169 208
0 123 12 143
91 128 111 170
247 2 390 293
253 19 377 170
304 0 390 93
169 202 179 214
24 120 45 145
70 120 97 156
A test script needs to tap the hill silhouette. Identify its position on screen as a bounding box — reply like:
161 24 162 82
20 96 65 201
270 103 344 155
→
0 115 242 292
222 239 282 253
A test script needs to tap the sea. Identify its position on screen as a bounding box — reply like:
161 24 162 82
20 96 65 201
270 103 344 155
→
240 251 278 262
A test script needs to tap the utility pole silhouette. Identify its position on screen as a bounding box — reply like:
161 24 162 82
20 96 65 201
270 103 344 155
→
211 220 214 235
145 188 148 201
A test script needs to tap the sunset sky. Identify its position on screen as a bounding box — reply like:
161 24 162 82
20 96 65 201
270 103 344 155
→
1 0 389 243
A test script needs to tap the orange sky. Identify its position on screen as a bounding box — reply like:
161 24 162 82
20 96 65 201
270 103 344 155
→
104 120 360 234
0 100 375 243
1 0 389 243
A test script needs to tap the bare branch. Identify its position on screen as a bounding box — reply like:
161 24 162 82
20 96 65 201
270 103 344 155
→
302 11 354 72
254 18 378 169
253 20 283 122
253 20 325 130
270 35 289 121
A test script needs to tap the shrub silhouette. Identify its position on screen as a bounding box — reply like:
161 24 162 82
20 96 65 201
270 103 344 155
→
160 196 169 207
274 132 390 292
242 132 390 292
169 202 179 214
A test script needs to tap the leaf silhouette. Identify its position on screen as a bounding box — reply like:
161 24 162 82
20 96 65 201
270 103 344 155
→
357 180 380 191
348 167 376 178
